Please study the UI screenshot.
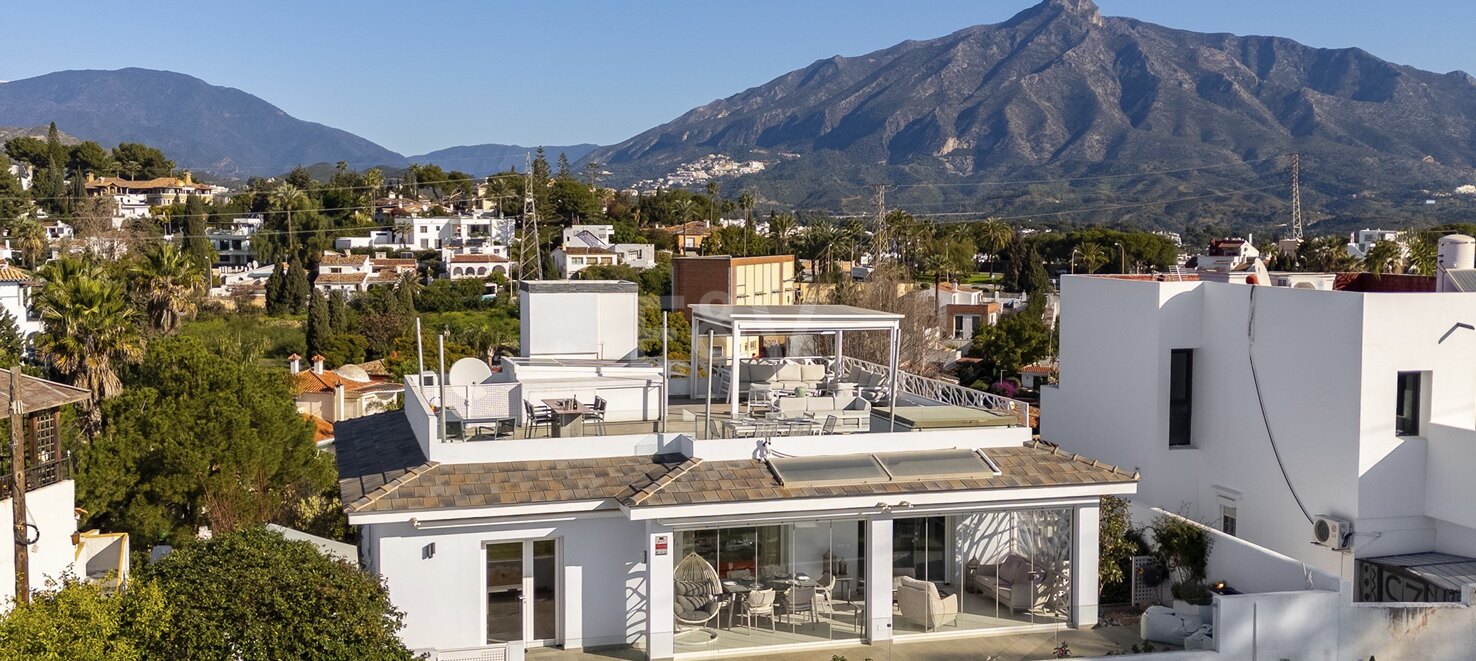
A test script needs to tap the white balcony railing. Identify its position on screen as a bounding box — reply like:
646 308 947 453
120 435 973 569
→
842 356 1030 426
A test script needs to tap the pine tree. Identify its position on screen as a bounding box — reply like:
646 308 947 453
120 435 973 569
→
531 147 550 185
286 259 310 314
556 152 571 179
327 290 349 332
265 263 288 316
0 155 28 223
305 289 330 359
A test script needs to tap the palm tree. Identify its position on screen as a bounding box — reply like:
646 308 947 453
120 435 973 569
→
1296 235 1357 272
976 218 1013 280
1405 231 1438 275
10 217 47 268
738 190 756 255
1077 243 1108 274
673 199 700 255
32 258 144 404
269 183 308 256
768 213 795 255
131 242 206 334
1363 239 1405 276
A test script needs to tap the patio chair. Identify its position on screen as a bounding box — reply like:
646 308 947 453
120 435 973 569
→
741 588 777 631
588 396 609 435
821 415 839 435
816 572 837 614
779 585 820 629
896 575 958 631
523 401 556 438
673 553 725 643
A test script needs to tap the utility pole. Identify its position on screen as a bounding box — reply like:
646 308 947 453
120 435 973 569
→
1289 153 1303 243
516 153 543 286
869 184 887 266
9 365 28 605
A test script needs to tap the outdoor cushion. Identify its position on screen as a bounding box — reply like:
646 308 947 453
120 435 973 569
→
1141 605 1203 646
739 363 754 382
859 372 883 388
776 363 804 382
748 363 781 383
800 363 828 383
806 396 839 412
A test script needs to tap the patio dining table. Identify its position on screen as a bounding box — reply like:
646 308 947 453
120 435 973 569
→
541 398 595 437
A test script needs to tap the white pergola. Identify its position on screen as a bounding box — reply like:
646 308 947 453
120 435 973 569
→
689 304 904 419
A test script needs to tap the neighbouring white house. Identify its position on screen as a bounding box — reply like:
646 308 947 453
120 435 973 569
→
6 162 32 190
555 224 657 276
446 253 511 280
43 221 73 242
290 354 404 424
2 374 129 609
207 214 264 269
0 261 41 338
1044 237 1476 597
336 230 409 252
1346 228 1404 260
314 252 374 296
399 214 518 250
334 279 1128 660
1189 237 1259 272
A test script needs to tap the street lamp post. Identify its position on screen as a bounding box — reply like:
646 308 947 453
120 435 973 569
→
1070 248 1081 274
1113 242 1127 274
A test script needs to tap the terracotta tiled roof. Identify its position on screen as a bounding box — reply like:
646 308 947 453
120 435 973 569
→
333 412 1137 515
85 176 211 192
0 262 32 282
290 369 380 395
450 253 508 263
314 272 369 285
303 413 335 444
319 254 370 267
372 258 416 268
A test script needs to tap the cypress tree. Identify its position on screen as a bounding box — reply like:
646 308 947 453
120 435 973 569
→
265 263 288 316
286 259 311 314
306 289 330 359
182 195 215 271
327 290 349 333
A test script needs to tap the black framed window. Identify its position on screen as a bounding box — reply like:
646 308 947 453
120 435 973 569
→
1169 349 1194 446
1396 371 1422 436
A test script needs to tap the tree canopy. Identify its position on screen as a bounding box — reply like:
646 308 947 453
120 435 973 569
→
76 335 333 545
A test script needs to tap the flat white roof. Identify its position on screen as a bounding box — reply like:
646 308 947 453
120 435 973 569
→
692 304 901 323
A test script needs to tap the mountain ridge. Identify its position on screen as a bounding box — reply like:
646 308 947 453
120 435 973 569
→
586 0 1476 225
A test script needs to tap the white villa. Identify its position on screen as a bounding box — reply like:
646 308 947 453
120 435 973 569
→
554 224 657 277
0 261 41 338
207 214 264 269
1041 236 1476 657
335 280 1132 660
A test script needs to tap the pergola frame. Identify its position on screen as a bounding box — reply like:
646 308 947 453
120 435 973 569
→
689 304 904 427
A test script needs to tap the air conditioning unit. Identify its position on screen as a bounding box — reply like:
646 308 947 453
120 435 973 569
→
1312 514 1352 550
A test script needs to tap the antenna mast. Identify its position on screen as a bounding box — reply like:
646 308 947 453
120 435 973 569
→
869 184 887 266
1289 153 1303 242
517 153 543 285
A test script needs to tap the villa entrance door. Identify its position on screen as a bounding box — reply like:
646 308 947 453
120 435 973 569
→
486 539 559 647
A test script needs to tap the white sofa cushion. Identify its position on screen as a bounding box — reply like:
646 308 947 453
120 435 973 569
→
776 363 804 383
800 363 828 383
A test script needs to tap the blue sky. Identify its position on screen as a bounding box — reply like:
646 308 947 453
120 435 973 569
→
3 1 1474 155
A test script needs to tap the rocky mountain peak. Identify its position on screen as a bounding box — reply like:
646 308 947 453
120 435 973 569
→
1006 0 1104 29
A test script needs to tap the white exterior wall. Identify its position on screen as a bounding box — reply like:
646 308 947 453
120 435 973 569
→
0 281 40 338
365 514 647 653
520 287 639 361
1047 276 1476 585
1 480 80 608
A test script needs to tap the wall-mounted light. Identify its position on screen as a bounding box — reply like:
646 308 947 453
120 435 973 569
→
422 542 436 559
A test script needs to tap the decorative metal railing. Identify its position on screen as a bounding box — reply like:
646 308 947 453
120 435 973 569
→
842 356 1030 427
0 457 71 501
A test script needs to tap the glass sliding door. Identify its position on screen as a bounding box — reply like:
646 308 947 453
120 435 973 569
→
486 542 524 644
531 540 558 642
486 539 561 646
674 518 865 653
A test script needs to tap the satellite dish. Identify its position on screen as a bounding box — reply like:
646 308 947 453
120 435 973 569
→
334 365 371 383
447 357 493 386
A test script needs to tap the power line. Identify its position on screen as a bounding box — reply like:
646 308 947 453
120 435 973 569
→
833 184 1285 223
882 154 1286 190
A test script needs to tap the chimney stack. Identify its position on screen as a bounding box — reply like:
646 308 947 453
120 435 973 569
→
182 171 193 185
311 354 325 375
288 352 301 374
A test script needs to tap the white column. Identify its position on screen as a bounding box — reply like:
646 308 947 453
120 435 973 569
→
729 324 742 417
834 331 845 381
865 515 894 644
689 318 700 401
1071 503 1101 628
645 522 676 659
